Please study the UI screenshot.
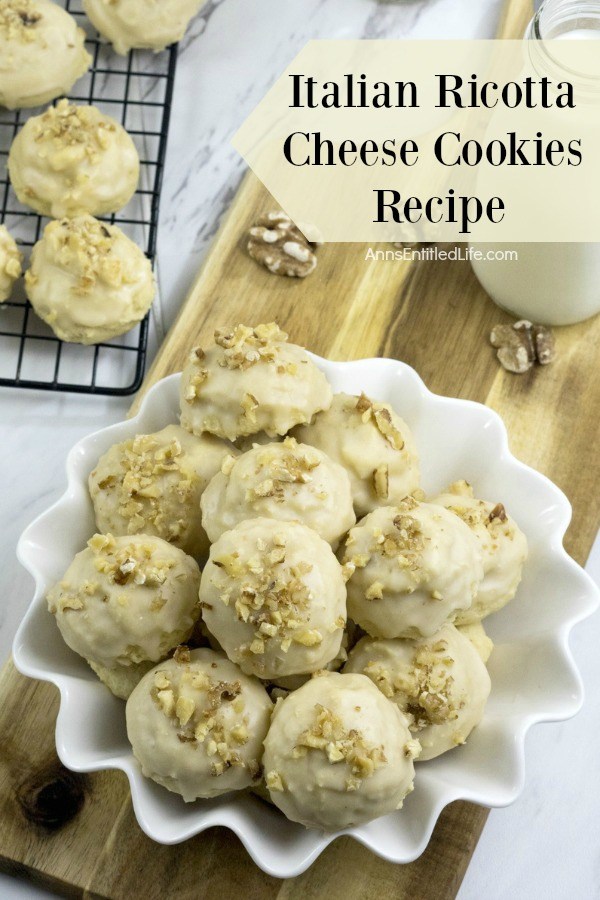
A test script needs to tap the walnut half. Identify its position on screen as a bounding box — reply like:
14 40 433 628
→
246 211 318 278
490 320 556 374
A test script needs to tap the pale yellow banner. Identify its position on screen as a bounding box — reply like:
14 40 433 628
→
232 39 600 242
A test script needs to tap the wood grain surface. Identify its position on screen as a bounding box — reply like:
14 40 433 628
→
5 2 598 898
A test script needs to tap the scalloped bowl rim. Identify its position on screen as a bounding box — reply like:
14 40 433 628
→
12 354 599 878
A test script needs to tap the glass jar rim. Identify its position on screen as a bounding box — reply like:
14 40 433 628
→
532 0 600 41
528 0 600 95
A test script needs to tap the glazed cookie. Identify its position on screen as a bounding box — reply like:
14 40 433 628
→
201 437 356 547
268 627 353 692
344 625 491 760
293 392 420 516
89 425 234 559
457 621 494 664
8 100 140 218
84 0 205 55
179 324 333 441
263 671 419 831
126 647 272 801
88 658 154 700
0 224 21 302
200 518 347 679
431 481 528 624
47 533 201 684
25 215 155 344
0 0 91 110
342 498 483 639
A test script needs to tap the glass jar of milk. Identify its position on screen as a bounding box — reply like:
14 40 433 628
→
470 0 600 325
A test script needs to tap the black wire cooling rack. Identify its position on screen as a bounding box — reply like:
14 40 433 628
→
0 0 177 396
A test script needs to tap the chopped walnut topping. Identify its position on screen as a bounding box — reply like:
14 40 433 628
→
442 488 514 539
230 723 249 744
341 562 355 582
0 225 22 299
365 581 384 601
156 688 175 716
213 322 288 371
30 100 117 160
0 0 42 39
355 394 405 450
241 392 259 423
404 738 422 759
153 671 170 691
91 432 197 544
51 594 84 613
174 645 191 665
488 502 507 523
266 770 285 792
212 532 322 659
446 479 473 498
45 216 122 295
359 502 425 577
363 640 459 732
247 212 318 278
373 464 389 500
87 533 176 588
150 663 248 776
296 704 386 787
183 347 210 401
245 438 321 504
176 695 195 726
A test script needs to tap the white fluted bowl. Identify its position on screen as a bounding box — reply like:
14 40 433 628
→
13 356 599 877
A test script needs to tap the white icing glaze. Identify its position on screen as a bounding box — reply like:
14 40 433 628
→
342 499 483 638
201 437 356 547
430 481 528 623
0 0 90 109
179 324 333 441
8 100 140 218
89 424 234 560
200 517 346 678
293 391 420 516
345 625 491 760
126 648 272 801
83 0 205 55
263 671 418 830
25 215 155 345
47 532 201 669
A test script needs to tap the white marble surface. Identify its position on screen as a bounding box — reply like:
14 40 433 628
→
1 0 599 897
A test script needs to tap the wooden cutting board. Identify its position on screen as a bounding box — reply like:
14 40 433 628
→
4 2 600 897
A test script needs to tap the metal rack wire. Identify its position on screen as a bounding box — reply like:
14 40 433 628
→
0 0 177 396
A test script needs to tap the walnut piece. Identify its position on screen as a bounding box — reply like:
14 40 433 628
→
213 529 317 658
247 211 318 278
373 464 389 500
295 703 386 789
364 640 458 732
355 393 405 450
31 99 117 157
532 324 556 365
490 320 556 374
0 1 42 39
488 502 507 523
